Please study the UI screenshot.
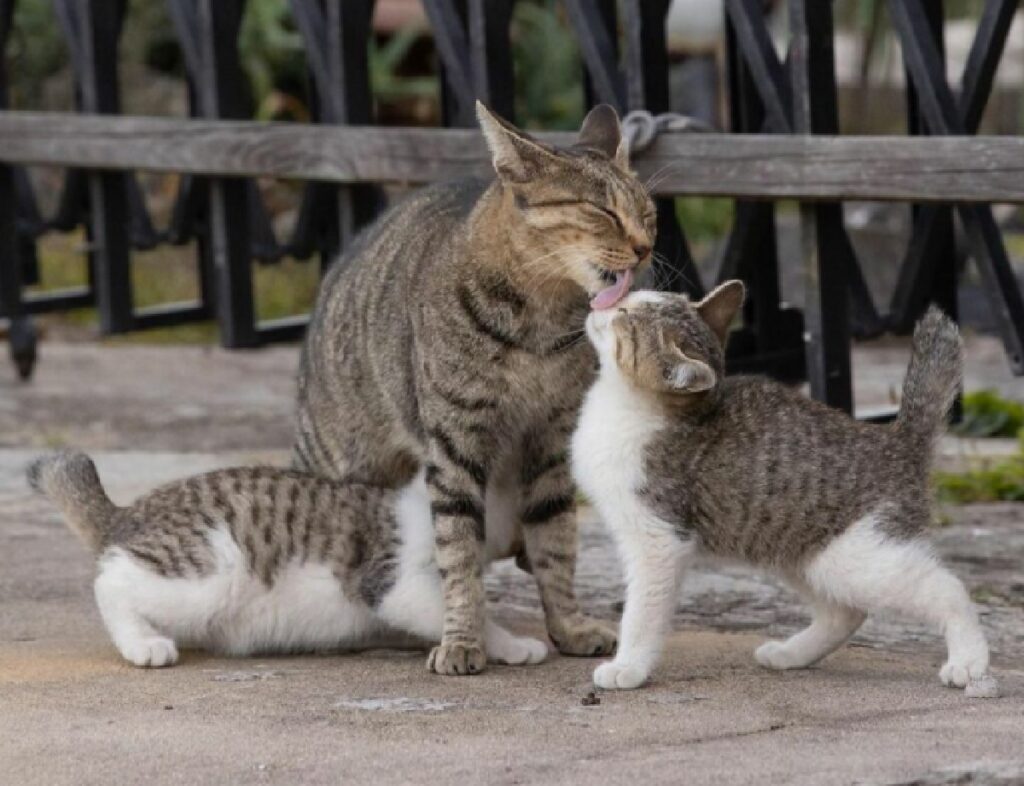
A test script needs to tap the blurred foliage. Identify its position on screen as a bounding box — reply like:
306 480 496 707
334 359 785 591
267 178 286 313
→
935 434 1024 503
370 25 436 104
512 0 584 130
30 231 319 344
835 0 987 27
6 0 65 106
955 390 1024 439
675 198 733 245
238 0 305 120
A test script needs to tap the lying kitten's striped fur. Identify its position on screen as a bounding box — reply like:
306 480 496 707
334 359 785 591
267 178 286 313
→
574 286 997 697
27 454 546 667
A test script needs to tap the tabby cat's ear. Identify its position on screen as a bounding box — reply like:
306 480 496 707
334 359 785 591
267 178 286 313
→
576 104 629 168
695 280 745 345
476 101 559 183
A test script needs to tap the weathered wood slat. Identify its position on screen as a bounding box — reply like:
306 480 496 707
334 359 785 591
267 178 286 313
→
1 111 1023 203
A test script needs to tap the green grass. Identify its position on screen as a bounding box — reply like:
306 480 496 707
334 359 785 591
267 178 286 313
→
935 432 1024 504
30 230 320 344
955 389 1024 439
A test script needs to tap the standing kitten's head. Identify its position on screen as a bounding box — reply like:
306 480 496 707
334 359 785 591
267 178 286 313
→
585 282 745 397
476 101 656 306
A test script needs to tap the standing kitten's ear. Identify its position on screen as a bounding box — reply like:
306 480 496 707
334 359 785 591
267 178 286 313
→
695 280 745 345
576 104 629 168
661 343 717 393
476 101 559 183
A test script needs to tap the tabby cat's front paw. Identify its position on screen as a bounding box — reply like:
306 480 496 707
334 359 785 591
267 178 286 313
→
593 659 647 690
551 618 617 657
427 641 487 676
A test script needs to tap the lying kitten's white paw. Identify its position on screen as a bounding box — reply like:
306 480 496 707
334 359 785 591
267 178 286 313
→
754 640 812 670
489 636 548 666
939 657 989 689
593 660 647 690
120 637 178 668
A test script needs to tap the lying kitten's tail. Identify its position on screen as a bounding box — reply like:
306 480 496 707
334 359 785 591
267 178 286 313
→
897 306 962 447
27 451 118 552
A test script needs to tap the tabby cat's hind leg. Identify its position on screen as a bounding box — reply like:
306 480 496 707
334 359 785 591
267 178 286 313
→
484 619 548 665
94 553 178 668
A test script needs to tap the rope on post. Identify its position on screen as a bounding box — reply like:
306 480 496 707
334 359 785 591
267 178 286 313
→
621 110 715 155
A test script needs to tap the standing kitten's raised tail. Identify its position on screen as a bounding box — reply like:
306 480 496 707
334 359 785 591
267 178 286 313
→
28 451 117 552
898 306 963 449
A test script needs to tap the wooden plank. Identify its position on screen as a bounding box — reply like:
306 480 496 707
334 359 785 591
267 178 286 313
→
1 111 1024 203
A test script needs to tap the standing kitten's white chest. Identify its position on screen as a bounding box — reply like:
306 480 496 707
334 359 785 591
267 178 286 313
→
571 374 665 508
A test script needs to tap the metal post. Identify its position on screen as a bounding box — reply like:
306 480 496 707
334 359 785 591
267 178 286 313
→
197 0 257 347
80 0 133 334
620 0 703 298
790 0 852 411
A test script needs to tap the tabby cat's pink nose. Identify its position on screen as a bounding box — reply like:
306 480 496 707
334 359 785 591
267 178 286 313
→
633 244 651 261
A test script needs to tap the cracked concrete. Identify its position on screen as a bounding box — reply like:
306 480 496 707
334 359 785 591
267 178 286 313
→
1 340 1023 785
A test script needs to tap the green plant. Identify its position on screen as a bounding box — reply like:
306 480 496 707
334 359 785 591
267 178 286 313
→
512 0 584 130
934 433 1024 504
675 198 733 245
239 0 306 120
369 25 436 104
6 0 67 107
956 390 1024 439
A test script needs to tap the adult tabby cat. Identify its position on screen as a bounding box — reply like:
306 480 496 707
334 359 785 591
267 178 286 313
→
294 103 656 675
28 452 548 667
574 288 997 697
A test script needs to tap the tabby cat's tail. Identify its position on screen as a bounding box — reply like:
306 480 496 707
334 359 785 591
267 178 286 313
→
27 451 117 553
897 306 962 448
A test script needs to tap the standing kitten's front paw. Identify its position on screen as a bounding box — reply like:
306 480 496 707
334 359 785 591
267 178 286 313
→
593 660 647 690
427 642 487 676
119 636 178 668
551 618 617 657
489 635 548 666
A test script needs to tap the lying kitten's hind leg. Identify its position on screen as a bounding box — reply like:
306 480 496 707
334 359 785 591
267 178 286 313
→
484 619 548 666
755 595 864 670
94 553 178 668
802 514 996 696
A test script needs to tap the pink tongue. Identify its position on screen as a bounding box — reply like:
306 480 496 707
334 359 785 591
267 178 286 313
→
590 268 634 310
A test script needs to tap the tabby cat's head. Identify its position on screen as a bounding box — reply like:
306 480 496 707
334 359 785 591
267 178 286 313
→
477 102 656 305
585 282 745 396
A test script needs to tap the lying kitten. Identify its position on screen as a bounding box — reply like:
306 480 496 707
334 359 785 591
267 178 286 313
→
573 284 997 697
28 454 546 670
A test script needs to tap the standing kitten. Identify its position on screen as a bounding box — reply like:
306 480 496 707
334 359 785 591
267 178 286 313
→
573 286 997 697
27 453 547 668
295 102 655 674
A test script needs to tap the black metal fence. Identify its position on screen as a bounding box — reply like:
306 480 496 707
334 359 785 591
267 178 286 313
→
1 0 1022 416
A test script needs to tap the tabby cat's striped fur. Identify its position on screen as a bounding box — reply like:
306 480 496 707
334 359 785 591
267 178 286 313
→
294 103 656 674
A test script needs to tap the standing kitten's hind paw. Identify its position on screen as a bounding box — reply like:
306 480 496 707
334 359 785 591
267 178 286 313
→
939 657 991 690
489 636 548 666
593 660 647 690
119 637 178 668
964 675 1000 699
427 642 487 676
754 640 810 671
552 619 617 657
